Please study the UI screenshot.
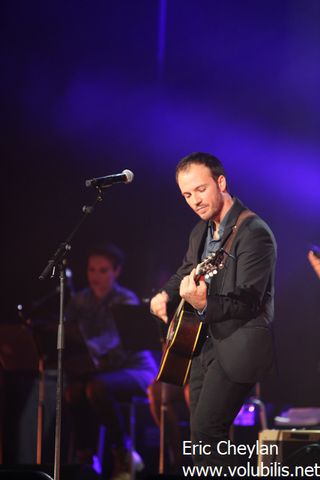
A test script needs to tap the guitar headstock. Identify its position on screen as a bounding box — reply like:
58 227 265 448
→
195 250 225 281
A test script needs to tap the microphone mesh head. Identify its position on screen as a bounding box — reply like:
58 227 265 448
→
122 169 134 183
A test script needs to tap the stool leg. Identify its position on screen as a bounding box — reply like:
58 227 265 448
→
129 402 135 480
97 425 107 470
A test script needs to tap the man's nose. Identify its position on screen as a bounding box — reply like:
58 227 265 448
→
193 193 202 206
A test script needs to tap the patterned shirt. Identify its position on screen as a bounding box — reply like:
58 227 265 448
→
65 283 157 390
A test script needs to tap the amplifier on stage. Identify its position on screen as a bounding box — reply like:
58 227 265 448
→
258 429 320 468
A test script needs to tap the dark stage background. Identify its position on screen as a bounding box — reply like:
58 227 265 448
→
1 0 320 433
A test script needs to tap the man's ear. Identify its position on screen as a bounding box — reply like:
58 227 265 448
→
217 175 227 192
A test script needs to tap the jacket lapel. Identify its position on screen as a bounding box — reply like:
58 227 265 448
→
218 197 247 248
192 222 208 264
206 198 247 295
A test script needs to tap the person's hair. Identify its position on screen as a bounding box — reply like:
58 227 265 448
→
87 243 124 270
175 152 227 183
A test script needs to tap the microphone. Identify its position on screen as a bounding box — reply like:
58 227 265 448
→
85 169 134 188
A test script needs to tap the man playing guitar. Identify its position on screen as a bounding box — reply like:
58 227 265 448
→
150 152 277 469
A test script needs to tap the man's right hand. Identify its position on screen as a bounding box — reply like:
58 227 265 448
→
150 291 169 323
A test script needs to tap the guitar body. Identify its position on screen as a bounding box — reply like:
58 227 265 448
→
155 251 225 386
156 300 203 386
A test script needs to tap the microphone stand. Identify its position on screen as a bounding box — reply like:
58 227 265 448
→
39 187 105 480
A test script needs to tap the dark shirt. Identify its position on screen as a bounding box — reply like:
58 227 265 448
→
197 204 233 316
202 203 233 260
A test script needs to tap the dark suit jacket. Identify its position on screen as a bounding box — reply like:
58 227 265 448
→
163 197 277 383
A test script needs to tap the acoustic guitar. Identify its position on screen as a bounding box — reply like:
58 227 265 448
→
156 250 225 386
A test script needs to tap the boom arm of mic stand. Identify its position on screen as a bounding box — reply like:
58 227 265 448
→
38 187 103 281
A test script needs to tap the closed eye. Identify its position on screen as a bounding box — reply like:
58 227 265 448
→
182 185 207 199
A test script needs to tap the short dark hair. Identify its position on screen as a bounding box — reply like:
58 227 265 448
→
176 152 227 182
87 243 124 270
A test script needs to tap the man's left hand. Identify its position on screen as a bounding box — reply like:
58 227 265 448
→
179 268 207 311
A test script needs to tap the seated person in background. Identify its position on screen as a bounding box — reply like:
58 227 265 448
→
64 243 157 480
147 381 189 473
308 248 320 279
